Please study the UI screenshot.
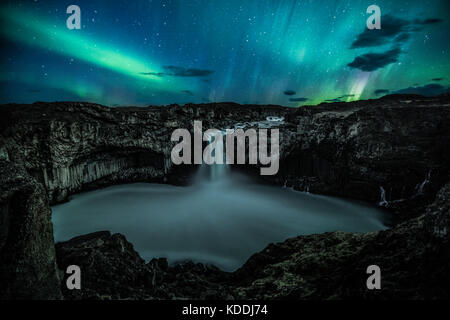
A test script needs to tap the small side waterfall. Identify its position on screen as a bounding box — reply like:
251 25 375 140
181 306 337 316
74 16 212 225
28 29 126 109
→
378 186 389 207
415 170 431 196
377 170 432 207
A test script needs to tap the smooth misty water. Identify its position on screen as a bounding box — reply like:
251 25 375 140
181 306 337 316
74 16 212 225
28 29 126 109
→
52 165 387 271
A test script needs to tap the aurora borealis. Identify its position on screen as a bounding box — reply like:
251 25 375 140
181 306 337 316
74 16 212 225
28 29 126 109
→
0 0 449 106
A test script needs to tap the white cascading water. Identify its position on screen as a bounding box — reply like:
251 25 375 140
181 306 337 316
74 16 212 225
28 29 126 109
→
378 186 389 207
195 130 229 184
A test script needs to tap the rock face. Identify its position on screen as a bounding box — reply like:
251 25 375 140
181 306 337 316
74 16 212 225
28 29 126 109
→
231 181 450 299
0 163 61 299
0 101 291 204
275 94 450 223
1 94 449 299
55 231 233 300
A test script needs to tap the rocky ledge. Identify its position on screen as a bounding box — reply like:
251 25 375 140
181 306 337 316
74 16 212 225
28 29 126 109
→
1 94 450 299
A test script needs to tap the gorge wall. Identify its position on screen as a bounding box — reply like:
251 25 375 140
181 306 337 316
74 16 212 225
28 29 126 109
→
1 94 449 299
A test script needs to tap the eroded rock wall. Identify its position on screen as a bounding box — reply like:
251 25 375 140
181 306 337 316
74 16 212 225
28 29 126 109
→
0 162 61 299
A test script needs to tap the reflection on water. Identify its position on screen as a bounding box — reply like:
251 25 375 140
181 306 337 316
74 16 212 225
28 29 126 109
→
52 166 387 272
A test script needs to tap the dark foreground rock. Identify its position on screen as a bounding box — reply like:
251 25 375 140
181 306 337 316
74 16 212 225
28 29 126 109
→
54 181 449 300
232 181 450 299
56 231 233 300
1 94 450 299
0 163 61 299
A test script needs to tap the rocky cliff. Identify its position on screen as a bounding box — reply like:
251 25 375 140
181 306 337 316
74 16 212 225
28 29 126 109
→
0 101 291 203
1 94 449 299
0 163 61 299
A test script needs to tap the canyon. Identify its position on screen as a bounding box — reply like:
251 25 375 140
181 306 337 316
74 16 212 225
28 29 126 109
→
170 120 280 175
1 94 449 299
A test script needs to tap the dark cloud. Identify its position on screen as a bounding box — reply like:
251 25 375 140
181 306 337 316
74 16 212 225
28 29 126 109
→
394 32 410 43
140 72 165 77
392 83 450 96
141 66 214 77
181 90 194 95
350 15 442 49
321 94 355 103
351 15 409 49
163 66 214 77
324 98 341 103
284 90 296 96
420 18 443 24
432 77 444 81
289 97 308 102
374 89 390 95
322 94 355 103
337 94 355 99
347 48 401 72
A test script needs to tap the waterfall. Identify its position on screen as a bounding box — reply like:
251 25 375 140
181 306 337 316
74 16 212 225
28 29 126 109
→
194 130 229 185
378 186 389 207
415 170 431 195
193 116 284 185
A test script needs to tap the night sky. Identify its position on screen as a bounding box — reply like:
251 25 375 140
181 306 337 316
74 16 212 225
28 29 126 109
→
1 0 449 107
